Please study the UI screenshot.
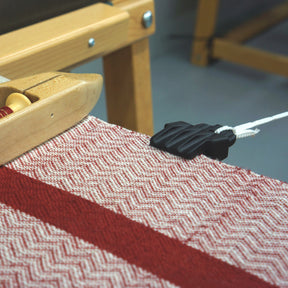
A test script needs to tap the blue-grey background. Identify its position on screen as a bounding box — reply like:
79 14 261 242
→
73 0 288 182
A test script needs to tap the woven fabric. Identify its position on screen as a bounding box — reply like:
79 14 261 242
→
1 116 288 287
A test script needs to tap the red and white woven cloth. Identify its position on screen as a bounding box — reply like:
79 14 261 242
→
1 116 288 287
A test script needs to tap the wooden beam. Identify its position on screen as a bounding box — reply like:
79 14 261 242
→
213 38 288 78
0 0 155 79
191 0 220 66
103 38 153 135
0 4 129 79
224 1 288 43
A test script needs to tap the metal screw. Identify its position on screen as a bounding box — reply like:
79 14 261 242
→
88 38 95 48
142 11 153 29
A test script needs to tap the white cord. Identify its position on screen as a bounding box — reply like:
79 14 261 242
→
215 111 288 139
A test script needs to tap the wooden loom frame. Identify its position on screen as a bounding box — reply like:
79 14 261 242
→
191 0 288 78
0 0 155 135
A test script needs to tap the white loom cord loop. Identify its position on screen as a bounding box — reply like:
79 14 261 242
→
215 125 234 134
215 111 288 139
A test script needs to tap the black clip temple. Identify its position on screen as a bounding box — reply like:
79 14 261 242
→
150 122 236 160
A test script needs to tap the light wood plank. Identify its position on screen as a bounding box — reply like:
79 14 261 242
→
213 38 288 77
0 3 129 79
0 0 155 80
103 38 153 135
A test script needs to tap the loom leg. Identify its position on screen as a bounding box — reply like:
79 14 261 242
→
103 38 153 135
191 0 219 66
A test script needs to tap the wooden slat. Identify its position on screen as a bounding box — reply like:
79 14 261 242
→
224 1 288 43
0 4 129 79
103 38 153 135
0 0 156 80
213 38 288 77
111 0 128 4
191 0 219 66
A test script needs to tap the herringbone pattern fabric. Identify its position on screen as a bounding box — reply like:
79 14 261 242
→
0 203 175 288
1 116 288 287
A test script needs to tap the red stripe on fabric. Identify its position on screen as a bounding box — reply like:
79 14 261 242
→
0 166 274 288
